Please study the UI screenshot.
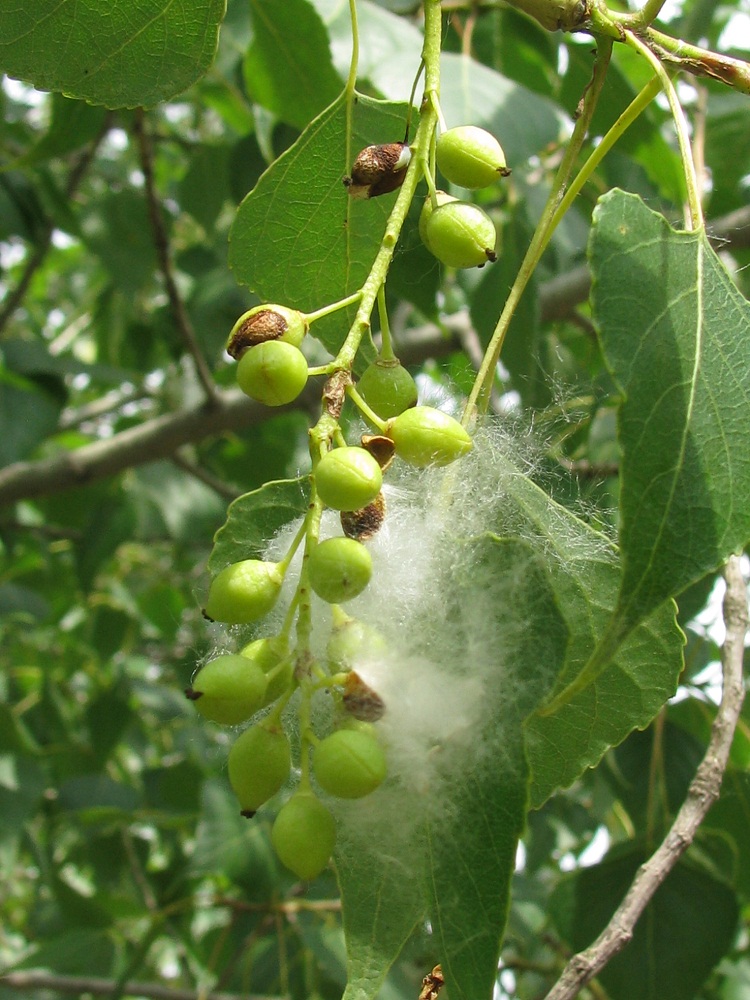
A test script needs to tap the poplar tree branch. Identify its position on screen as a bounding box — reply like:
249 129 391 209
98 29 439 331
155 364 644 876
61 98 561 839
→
0 206 747 509
0 970 271 1000
132 109 219 405
544 555 748 1000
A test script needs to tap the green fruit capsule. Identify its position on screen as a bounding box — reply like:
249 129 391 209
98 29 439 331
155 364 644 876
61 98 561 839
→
327 613 387 670
186 654 268 725
356 360 418 419
314 729 387 799
236 340 308 407
386 406 473 467
315 446 383 512
424 201 497 269
308 537 372 604
228 723 291 816
418 190 457 254
227 304 308 358
436 126 510 189
239 636 293 707
204 559 283 624
271 791 337 880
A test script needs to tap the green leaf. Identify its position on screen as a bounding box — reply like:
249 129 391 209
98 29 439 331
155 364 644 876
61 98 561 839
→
12 928 116 976
554 850 739 1000
208 477 309 573
702 771 750 900
0 0 226 109
229 92 412 354
191 778 278 896
0 369 63 467
467 448 684 807
245 0 343 129
588 191 750 658
6 95 109 169
82 190 158 295
339 538 567 1000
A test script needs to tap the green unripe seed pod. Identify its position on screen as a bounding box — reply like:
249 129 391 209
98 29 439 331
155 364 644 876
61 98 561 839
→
271 791 337 880
227 304 308 358
204 559 283 624
356 359 418 419
418 190 457 254
228 724 291 816
315 446 383 512
386 406 473 467
236 341 308 406
424 201 497 269
186 654 268 725
436 126 509 189
314 729 387 799
239 636 293 707
308 537 372 604
327 613 387 670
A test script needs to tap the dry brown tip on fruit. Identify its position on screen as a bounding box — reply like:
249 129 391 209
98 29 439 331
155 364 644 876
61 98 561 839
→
340 491 386 541
344 142 411 199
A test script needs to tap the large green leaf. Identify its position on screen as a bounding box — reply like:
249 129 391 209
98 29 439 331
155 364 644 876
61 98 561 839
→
586 191 750 663
208 477 309 573
229 92 413 354
245 0 343 130
0 0 226 108
464 449 684 806
554 850 739 1000
339 538 567 1000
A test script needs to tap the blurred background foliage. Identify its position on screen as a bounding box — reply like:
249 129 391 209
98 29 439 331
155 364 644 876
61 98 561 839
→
0 1 749 998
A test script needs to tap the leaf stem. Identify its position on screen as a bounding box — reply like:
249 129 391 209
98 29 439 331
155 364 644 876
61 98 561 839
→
345 0 359 97
463 36 614 423
377 286 396 360
547 75 662 236
624 30 704 230
305 290 363 324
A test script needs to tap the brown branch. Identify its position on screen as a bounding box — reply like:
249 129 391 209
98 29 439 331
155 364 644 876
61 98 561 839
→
0 382 321 509
0 971 272 1000
0 205 747 510
132 109 219 405
0 115 113 338
544 555 748 1000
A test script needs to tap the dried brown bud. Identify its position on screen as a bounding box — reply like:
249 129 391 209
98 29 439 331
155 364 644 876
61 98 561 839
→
343 671 385 721
341 491 386 541
323 370 352 419
360 433 396 471
226 305 308 359
344 142 411 200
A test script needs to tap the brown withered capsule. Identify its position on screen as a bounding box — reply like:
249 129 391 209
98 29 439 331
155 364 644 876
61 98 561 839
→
343 671 385 721
360 434 396 471
341 491 386 541
226 305 308 359
344 142 411 200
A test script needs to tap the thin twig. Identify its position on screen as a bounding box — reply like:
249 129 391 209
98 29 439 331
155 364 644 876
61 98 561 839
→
0 383 318 508
171 451 243 501
0 116 113 338
0 971 273 1000
132 109 219 405
544 555 748 1000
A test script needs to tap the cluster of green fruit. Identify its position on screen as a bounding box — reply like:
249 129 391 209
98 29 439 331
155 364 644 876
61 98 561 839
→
190 355 471 877
421 125 509 269
188 122 497 881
